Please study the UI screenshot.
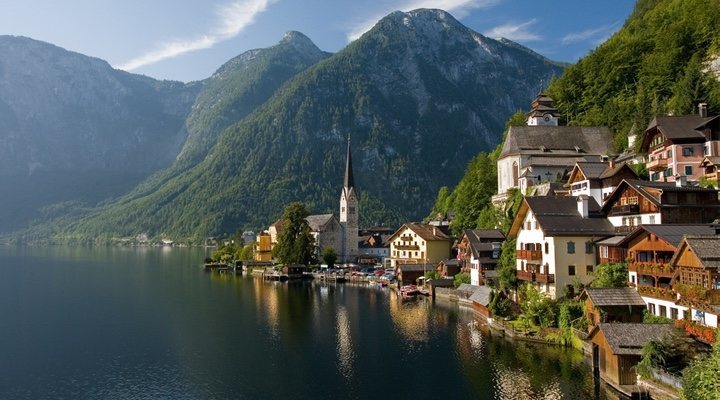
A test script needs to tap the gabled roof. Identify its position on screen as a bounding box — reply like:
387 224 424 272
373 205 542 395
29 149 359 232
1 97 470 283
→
670 235 720 270
457 283 481 293
601 179 719 213
306 214 338 232
592 323 675 356
700 156 720 167
617 224 718 248
388 223 451 243
509 196 615 237
580 288 646 307
469 286 493 306
462 229 504 258
500 125 613 159
641 114 720 150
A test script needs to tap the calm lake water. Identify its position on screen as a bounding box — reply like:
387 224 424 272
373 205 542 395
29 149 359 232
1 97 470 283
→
0 246 621 399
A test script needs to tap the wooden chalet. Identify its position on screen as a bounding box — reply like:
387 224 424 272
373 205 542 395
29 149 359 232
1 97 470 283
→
579 288 645 329
700 156 720 186
396 264 428 286
601 179 720 233
589 323 675 387
669 235 720 327
457 229 504 286
566 160 638 205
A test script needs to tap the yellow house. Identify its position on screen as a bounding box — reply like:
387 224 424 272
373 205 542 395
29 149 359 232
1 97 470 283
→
388 224 451 269
254 232 273 262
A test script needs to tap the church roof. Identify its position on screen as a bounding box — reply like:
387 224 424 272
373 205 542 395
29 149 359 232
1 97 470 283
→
344 139 354 188
499 125 613 159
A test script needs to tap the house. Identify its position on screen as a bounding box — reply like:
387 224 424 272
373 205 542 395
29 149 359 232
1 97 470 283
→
457 229 505 286
396 264 428 286
509 196 615 299
493 94 613 205
388 223 452 268
589 323 675 387
620 224 718 321
358 232 390 265
566 161 638 205
436 259 461 278
641 104 720 183
601 179 720 233
669 235 720 328
254 231 273 261
469 286 494 319
579 288 645 329
596 235 627 265
699 155 720 187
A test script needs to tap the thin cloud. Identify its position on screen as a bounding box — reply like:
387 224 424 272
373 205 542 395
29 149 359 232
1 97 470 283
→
484 19 540 42
346 0 500 42
117 0 274 71
561 21 621 45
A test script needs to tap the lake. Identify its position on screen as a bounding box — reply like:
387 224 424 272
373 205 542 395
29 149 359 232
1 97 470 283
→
0 246 621 399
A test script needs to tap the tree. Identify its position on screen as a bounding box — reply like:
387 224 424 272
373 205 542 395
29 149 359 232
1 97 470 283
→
322 247 338 268
454 272 471 288
681 340 720 400
590 263 628 288
272 202 316 265
497 238 518 292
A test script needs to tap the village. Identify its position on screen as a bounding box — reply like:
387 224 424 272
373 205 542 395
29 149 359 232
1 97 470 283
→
206 93 720 399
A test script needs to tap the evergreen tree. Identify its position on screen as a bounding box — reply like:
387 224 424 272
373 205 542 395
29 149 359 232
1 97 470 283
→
273 203 316 265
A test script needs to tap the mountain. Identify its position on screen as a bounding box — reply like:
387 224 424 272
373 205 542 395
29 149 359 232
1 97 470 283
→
547 0 720 150
57 9 563 243
114 31 331 204
0 36 200 231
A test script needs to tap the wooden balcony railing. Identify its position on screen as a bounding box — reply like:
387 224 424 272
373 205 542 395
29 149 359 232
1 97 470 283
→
647 157 668 171
610 204 640 215
629 263 676 278
516 249 542 261
394 245 420 251
637 285 677 301
515 270 555 283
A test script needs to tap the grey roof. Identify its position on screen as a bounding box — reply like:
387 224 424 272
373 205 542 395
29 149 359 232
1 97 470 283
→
390 223 451 242
469 286 493 306
305 214 337 231
463 229 504 258
524 196 615 236
575 162 609 179
602 179 720 212
524 156 598 167
596 323 675 356
645 115 713 141
583 288 646 307
427 278 455 287
528 182 568 197
397 264 430 272
619 224 718 248
500 125 613 159
701 156 720 166
457 283 481 293
680 235 720 269
484 270 499 278
596 235 627 246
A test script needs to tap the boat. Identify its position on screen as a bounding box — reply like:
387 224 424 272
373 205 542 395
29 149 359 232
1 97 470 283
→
399 285 419 297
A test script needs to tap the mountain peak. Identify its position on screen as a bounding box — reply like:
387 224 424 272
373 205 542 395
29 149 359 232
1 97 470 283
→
280 31 320 53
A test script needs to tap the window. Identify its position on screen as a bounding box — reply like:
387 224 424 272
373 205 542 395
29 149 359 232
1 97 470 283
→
568 265 576 276
648 303 656 315
526 221 531 230
651 172 660 181
567 242 575 254
587 265 594 274
659 305 667 318
683 147 694 156
585 241 593 254
649 215 655 224
666 149 672 159
665 167 673 177
544 242 549 254
685 165 693 175
671 308 678 320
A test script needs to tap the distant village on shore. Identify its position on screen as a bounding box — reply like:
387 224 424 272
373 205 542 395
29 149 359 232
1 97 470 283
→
201 93 720 398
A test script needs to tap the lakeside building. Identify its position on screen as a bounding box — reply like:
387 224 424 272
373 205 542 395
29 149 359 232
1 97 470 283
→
456 229 504 286
388 224 451 269
509 196 615 299
641 103 720 183
579 288 645 329
493 93 613 205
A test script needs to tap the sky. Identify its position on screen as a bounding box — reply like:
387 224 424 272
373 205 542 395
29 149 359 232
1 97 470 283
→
0 0 636 82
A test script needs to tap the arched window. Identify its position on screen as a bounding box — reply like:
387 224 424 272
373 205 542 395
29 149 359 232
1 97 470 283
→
512 161 519 187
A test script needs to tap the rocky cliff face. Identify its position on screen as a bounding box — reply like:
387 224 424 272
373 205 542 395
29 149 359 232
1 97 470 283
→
0 36 200 231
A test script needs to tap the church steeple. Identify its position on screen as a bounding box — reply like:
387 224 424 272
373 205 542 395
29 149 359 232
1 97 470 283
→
344 138 354 189
339 137 358 262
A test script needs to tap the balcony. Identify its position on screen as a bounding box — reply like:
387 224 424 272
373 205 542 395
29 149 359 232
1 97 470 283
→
394 244 420 251
516 249 542 261
629 263 676 278
637 285 677 301
647 157 668 171
610 204 640 215
515 270 555 283
675 285 720 304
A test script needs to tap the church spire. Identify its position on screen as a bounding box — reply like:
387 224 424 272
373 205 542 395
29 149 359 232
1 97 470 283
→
344 137 354 189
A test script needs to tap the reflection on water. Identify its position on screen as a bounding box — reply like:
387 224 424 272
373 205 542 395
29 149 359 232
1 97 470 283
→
0 247 619 399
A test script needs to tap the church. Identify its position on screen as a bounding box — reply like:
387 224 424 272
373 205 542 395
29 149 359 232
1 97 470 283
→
266 139 359 263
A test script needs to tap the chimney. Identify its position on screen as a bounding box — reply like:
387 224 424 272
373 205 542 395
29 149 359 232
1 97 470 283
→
433 226 437 236
699 103 708 118
577 195 589 218
675 174 687 187
608 159 615 169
